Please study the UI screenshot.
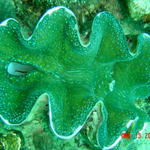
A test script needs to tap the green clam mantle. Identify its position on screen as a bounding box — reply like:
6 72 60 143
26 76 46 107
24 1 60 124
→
0 6 149 149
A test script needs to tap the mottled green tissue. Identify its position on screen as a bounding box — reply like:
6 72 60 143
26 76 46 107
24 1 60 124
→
0 0 15 21
0 6 149 149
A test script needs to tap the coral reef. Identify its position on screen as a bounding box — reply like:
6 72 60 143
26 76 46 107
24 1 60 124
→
11 0 150 37
0 132 21 150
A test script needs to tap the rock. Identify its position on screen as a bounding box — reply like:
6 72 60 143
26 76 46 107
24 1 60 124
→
127 0 150 21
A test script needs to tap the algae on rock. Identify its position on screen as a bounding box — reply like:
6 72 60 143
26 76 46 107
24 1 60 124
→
0 132 21 150
127 0 150 21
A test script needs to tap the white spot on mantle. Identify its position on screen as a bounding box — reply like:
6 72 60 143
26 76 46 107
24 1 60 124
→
109 80 115 92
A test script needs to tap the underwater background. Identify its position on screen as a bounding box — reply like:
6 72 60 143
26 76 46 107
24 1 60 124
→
0 0 150 150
